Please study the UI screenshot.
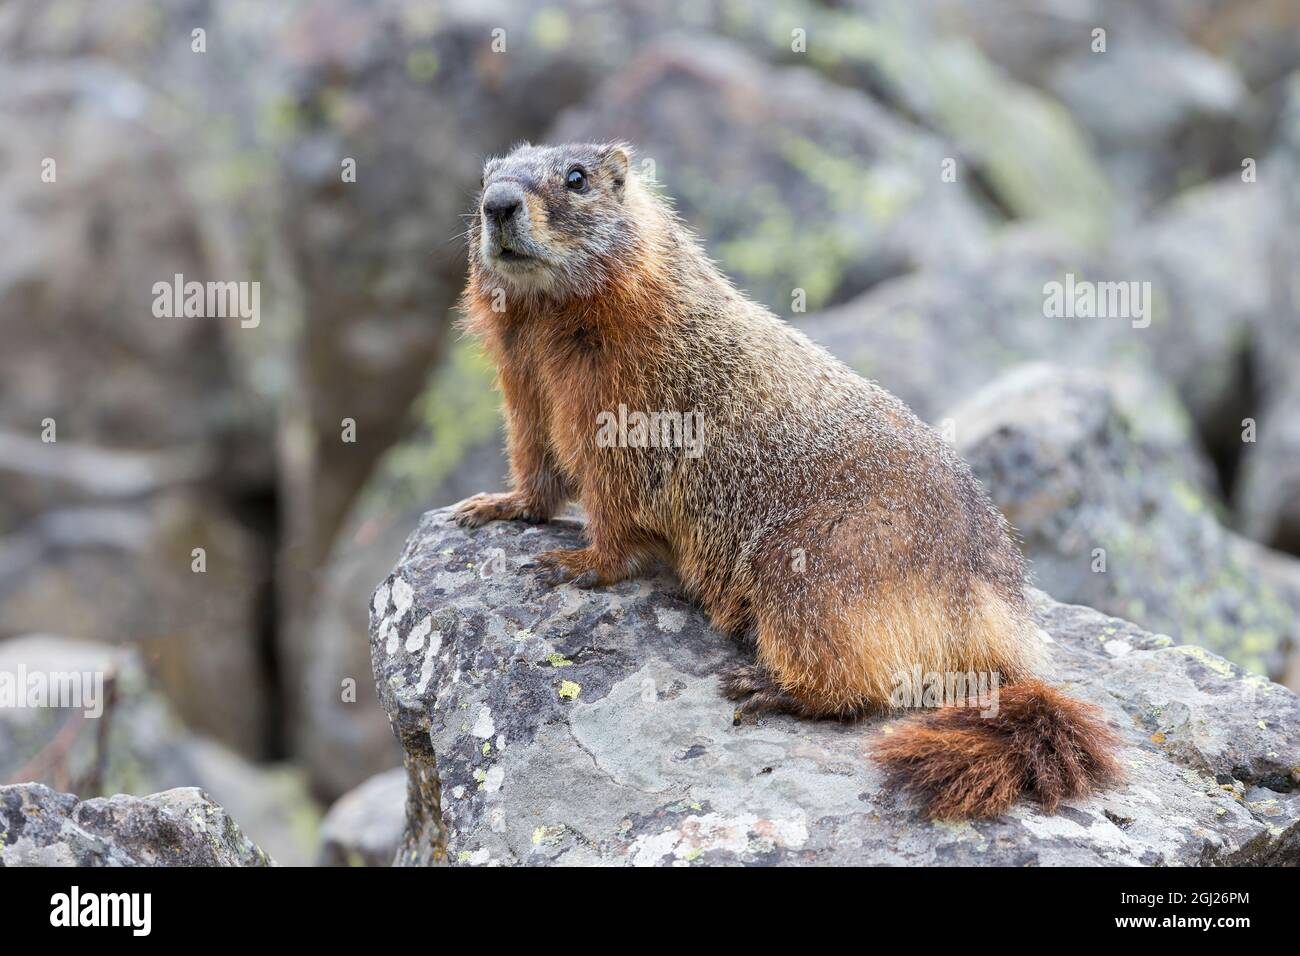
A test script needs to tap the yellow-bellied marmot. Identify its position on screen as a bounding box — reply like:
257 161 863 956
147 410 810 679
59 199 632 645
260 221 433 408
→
455 141 1120 819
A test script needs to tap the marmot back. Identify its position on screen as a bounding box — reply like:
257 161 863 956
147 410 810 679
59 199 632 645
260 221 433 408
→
456 142 1120 819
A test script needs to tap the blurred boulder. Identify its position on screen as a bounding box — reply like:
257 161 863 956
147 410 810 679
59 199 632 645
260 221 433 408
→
1047 40 1249 206
0 782 272 866
798 229 1151 420
0 63 271 754
0 495 269 754
889 0 1300 93
863 0 1288 207
1233 70 1300 553
0 634 320 865
952 364 1299 678
1114 174 1275 459
297 342 502 798
318 766 405 866
703 0 1114 247
552 35 993 314
803 176 1290 520
1186 0 1300 89
371 508 1300 866
0 62 263 508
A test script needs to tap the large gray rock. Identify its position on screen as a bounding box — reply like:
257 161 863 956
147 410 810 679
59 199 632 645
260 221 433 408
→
1115 172 1281 456
317 767 405 867
838 0 1283 207
0 494 269 755
798 230 1124 422
0 783 273 866
1046 40 1248 206
1232 71 1300 554
700 0 1114 247
370 507 1300 866
887 0 1300 93
952 364 1300 679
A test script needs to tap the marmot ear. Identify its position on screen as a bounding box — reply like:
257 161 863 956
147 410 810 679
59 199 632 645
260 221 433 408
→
601 144 631 198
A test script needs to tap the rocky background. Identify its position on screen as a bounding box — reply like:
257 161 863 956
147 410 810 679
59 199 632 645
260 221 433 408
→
0 0 1297 866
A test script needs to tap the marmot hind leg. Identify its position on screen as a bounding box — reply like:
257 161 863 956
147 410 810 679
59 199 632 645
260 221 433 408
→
719 661 820 719
734 504 1042 719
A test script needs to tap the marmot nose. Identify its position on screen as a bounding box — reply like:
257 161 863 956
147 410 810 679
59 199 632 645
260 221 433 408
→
482 182 524 226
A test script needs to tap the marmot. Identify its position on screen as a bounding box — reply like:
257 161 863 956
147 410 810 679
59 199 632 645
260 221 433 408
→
455 142 1120 819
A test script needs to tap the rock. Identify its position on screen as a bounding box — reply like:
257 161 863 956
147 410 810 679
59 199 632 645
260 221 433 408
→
0 61 258 512
0 495 270 756
895 0 1300 94
0 63 271 755
1047 40 1249 206
370 507 1300 866
0 782 272 866
1237 383 1300 556
296 340 502 798
0 635 320 866
845 0 1279 208
318 767 405 866
552 35 992 314
951 364 1298 679
802 176 1288 509
1232 71 1300 554
703 0 1114 247
797 229 1147 422
1115 172 1279 459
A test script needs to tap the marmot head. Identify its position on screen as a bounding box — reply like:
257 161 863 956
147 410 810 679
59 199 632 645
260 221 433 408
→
468 142 641 299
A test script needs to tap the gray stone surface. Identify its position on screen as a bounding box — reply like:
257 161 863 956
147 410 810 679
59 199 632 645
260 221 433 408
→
371 507 1300 866
0 635 320 866
317 767 405 867
951 364 1300 680
0 783 272 866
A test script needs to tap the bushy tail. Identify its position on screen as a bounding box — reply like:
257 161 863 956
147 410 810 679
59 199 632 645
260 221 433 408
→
872 680 1122 819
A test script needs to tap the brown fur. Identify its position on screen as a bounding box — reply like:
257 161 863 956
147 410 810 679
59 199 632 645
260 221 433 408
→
873 680 1123 819
455 142 1120 819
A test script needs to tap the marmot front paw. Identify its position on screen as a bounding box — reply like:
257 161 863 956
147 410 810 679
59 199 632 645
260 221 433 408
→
452 492 545 528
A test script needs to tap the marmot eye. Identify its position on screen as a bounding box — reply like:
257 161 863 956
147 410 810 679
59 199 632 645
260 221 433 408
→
565 167 588 192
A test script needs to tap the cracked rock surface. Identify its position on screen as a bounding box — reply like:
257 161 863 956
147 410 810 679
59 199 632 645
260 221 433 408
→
0 783 273 866
371 507 1300 866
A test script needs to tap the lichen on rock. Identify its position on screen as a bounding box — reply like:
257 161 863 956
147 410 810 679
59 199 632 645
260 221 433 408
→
370 507 1300 866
